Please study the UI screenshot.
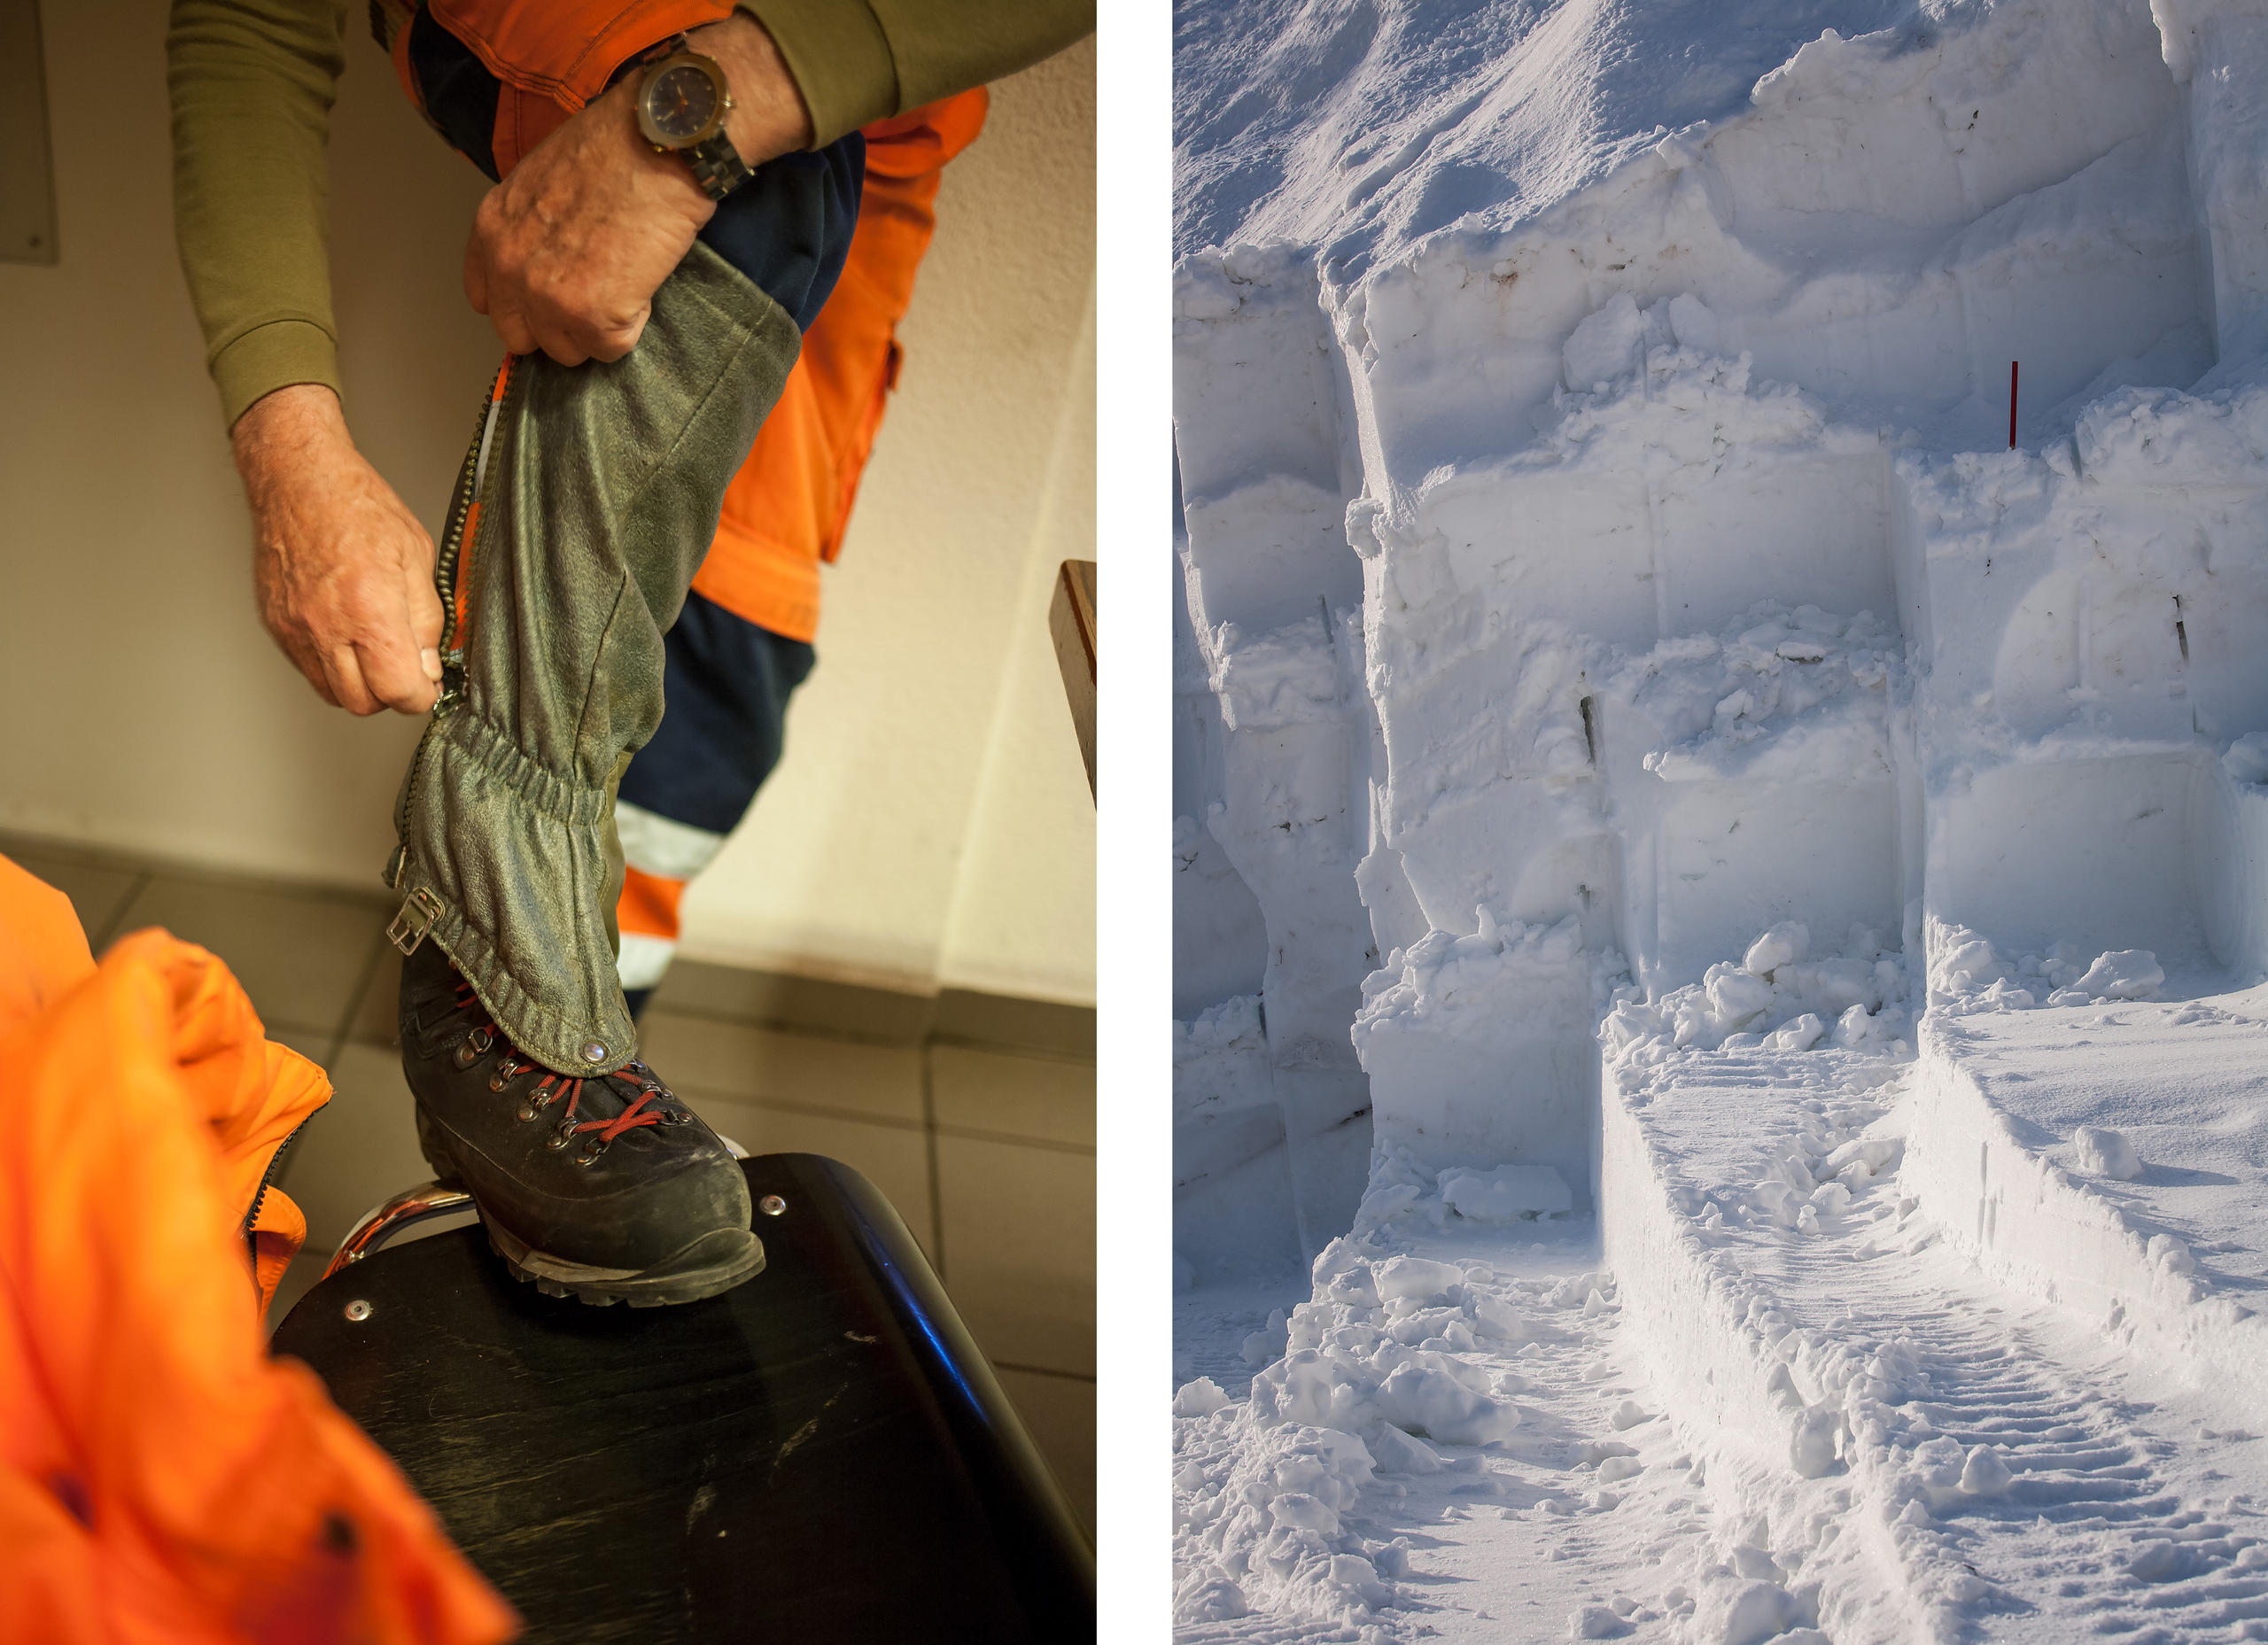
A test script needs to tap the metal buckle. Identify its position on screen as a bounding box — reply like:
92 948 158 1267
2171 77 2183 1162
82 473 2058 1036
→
386 887 445 955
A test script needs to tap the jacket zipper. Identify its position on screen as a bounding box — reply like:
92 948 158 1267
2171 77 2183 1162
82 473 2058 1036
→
242 1113 313 1269
390 359 518 904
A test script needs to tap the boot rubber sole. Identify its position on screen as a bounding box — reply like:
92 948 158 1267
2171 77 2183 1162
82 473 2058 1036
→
416 1108 764 1307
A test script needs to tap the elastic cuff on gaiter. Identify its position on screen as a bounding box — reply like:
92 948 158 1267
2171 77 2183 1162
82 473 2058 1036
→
394 713 639 1075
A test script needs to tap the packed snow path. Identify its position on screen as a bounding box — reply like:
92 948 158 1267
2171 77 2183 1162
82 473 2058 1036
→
1176 1043 2268 1642
1176 1225 1739 1644
1617 1052 2268 1643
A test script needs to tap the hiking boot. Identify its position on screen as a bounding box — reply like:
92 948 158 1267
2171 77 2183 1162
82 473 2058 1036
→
397 941 761 1306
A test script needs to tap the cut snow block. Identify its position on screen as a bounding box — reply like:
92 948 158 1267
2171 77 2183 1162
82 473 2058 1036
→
1393 780 1613 952
1173 1106 1305 1283
1424 469 1658 651
1355 982 1599 1209
1171 246 1347 507
1642 777 1899 992
1182 475 1363 636
2195 761 2268 974
1652 448 1893 636
1927 752 2214 965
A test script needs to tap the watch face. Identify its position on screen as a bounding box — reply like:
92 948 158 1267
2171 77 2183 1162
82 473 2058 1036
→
645 62 719 144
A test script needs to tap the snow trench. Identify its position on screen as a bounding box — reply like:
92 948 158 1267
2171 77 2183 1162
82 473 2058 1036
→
1175 0 2268 1636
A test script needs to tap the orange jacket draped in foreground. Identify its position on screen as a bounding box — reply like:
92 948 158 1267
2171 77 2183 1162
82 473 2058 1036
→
0 855 514 1645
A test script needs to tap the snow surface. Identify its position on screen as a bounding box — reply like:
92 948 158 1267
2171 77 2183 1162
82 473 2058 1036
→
1175 0 2268 1635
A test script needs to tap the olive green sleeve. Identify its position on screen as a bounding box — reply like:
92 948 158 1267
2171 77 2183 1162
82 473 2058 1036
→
743 0 1094 149
167 0 348 428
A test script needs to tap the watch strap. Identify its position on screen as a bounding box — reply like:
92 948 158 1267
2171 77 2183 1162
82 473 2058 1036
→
685 132 753 201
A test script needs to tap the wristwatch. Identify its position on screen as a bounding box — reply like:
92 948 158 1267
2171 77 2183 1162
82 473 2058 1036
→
634 37 752 201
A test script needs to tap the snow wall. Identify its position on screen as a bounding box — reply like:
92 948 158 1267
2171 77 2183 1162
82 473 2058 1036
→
1172 0 2268 1283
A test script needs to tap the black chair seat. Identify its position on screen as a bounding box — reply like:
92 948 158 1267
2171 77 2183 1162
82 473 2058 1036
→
273 1154 1093 1643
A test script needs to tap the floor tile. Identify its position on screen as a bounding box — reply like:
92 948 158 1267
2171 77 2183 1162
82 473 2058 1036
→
994 1367 1096 1536
1 845 143 949
931 1044 1094 1147
276 1041 431 1252
936 1135 1094 1377
113 875 385 1037
639 1011 925 1125
686 1094 936 1253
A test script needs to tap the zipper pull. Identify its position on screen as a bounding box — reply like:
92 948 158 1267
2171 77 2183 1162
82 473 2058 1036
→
428 648 467 713
387 887 445 956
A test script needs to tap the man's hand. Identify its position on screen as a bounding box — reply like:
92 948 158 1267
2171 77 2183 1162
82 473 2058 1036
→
234 384 445 717
463 14 812 365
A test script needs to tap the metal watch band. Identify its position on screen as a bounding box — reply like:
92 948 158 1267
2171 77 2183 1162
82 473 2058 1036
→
685 132 752 201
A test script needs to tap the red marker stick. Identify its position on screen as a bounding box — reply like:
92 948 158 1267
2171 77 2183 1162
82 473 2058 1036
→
2008 361 2019 449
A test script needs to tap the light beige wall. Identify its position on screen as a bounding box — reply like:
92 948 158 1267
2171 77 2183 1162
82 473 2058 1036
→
0 2 1094 1007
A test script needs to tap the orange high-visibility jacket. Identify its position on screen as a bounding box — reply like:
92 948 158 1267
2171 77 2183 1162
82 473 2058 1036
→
389 1 987 642
0 856 515 1645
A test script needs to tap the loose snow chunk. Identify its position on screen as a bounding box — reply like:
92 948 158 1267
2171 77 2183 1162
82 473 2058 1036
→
1823 1135 1902 1181
1564 292 1646 390
1807 1182 1852 1218
1960 1444 2015 1496
1472 1293 1530 1341
1251 1350 1370 1429
2148 1233 2198 1276
1269 1491 1339 1532
2074 950 2164 1001
1368 1423 1443 1476
1240 1308 1290 1366
1667 292 1720 353
1790 1405 1844 1478
1375 1253 1464 1303
1572 1602 1633 1639
1439 1162 1573 1222
2225 732 2268 786
1764 1013 1828 1052
1176 1571 1247 1622
1375 1362 1521 1444
2073 1125 2145 1181
1708 1579 1806 1645
1174 1377 1231 1418
1706 965 1776 1024
1610 1400 1653 1432
1744 922 1810 976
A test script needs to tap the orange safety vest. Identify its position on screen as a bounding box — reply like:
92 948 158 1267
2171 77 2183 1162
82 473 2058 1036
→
383 1 985 642
0 857 515 1643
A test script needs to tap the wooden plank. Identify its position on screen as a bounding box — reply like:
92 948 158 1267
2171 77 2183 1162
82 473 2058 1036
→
1048 560 1097 800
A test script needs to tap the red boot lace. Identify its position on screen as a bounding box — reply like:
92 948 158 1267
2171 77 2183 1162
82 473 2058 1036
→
454 980 667 1141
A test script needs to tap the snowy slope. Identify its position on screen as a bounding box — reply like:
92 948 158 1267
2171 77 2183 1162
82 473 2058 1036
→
1174 0 2268 1636
1176 0 1931 275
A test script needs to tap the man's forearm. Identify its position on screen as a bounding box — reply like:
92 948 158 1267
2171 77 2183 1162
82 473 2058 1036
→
745 0 1093 149
167 0 347 427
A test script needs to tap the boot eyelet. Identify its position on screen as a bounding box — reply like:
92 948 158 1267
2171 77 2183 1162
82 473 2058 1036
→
575 1140 610 1167
469 1027 493 1053
452 1039 481 1069
662 1110 688 1125
547 1121 576 1151
516 1103 540 1122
